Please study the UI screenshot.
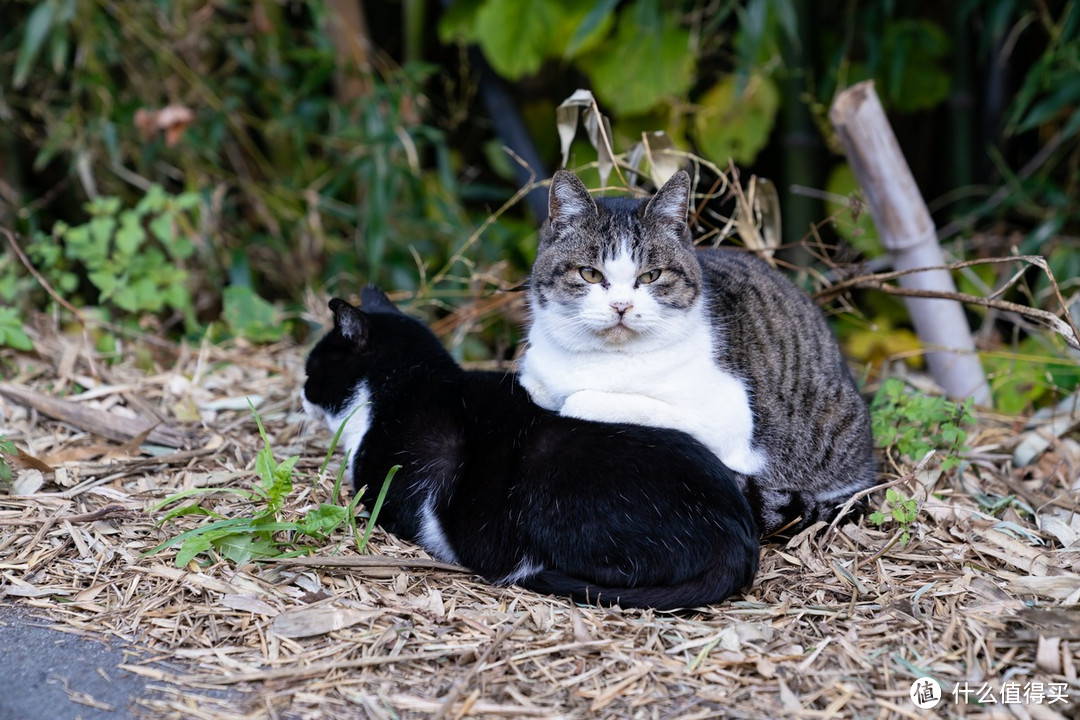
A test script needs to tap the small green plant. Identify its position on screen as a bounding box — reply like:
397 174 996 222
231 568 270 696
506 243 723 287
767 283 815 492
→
870 378 975 470
145 403 395 567
1 186 201 329
868 487 919 545
0 437 16 489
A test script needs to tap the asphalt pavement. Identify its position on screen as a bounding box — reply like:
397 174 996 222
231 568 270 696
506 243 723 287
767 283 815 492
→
0 603 212 720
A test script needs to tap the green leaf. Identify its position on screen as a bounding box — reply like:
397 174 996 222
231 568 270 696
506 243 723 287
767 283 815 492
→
880 20 952 112
88 270 117 299
88 215 116 262
868 511 886 526
581 12 695 116
561 0 618 59
437 0 485 45
0 308 34 351
474 0 560 79
1017 77 1080 133
825 163 881 256
148 213 175 245
13 1 57 88
175 535 214 567
694 73 780 165
115 212 145 256
214 533 280 565
222 285 287 343
298 504 348 538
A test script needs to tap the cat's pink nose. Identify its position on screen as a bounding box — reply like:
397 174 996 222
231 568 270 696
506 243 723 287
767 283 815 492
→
611 301 633 315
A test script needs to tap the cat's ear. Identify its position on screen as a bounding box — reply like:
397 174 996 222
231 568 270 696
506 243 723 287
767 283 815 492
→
644 170 691 235
360 285 402 315
548 170 597 226
329 298 368 346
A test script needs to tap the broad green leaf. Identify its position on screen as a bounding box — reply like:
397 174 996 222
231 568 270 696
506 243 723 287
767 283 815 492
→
881 20 951 112
0 309 34 351
437 0 486 45
581 12 695 116
222 285 287 343
175 535 213 567
88 215 116 261
693 73 780 165
149 213 175 245
114 285 141 313
136 185 167 215
88 270 118 298
299 504 348 537
214 534 279 565
115 212 145 256
474 0 560 79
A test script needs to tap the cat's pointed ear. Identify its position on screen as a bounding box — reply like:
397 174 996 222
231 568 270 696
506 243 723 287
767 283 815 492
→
360 285 402 315
329 298 368 346
644 170 691 233
548 170 597 226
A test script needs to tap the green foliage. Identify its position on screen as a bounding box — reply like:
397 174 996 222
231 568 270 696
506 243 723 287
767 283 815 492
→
693 73 780 165
145 403 396 567
221 286 289 343
982 337 1080 415
580 10 695 117
2 0 501 346
0 437 15 488
871 378 975 470
1 186 200 328
868 488 919 546
0 308 33 351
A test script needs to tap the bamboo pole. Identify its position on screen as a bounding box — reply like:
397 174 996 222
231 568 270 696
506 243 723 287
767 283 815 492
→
830 81 992 405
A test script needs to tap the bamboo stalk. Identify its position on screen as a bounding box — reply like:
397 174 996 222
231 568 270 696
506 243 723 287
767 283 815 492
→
829 81 992 405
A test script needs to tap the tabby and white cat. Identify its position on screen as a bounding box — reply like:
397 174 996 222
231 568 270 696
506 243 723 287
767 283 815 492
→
303 288 759 609
520 170 876 535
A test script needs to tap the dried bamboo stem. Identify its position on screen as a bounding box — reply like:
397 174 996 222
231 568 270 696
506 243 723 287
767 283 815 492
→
830 81 992 404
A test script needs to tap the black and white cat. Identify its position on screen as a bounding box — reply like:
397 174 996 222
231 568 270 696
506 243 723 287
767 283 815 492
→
302 288 759 610
520 170 876 536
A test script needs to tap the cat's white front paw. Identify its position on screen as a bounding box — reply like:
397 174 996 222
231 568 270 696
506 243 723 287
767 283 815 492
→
562 390 677 426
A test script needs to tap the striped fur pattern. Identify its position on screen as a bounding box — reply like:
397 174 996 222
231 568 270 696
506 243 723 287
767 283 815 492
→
521 170 875 535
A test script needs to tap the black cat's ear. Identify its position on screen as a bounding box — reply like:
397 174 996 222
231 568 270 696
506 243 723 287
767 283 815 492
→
548 170 597 227
329 298 368 345
644 170 691 234
360 285 403 315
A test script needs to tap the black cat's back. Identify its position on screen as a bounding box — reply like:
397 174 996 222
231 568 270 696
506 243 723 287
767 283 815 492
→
447 372 758 604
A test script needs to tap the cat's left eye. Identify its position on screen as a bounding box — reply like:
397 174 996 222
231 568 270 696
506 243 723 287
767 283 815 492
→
637 269 662 284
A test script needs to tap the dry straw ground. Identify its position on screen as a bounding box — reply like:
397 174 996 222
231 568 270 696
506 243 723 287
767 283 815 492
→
1 304 1078 720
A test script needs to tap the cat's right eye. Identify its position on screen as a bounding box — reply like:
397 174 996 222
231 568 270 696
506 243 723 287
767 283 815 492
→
579 267 604 284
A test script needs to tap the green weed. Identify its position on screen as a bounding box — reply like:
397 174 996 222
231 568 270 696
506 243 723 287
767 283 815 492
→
870 378 975 471
868 487 919 546
145 403 396 567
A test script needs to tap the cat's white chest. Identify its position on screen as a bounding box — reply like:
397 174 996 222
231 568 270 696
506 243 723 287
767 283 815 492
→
520 309 767 475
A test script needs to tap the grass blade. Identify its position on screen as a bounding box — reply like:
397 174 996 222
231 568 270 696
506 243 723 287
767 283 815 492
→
358 465 399 554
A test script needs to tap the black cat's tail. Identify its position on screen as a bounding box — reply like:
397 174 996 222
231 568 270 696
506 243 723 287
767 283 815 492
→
517 561 757 611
